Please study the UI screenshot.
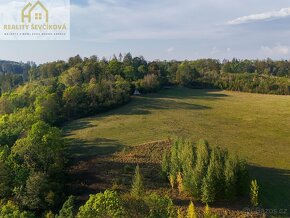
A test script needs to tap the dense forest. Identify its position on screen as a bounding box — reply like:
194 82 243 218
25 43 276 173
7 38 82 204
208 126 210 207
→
0 53 287 216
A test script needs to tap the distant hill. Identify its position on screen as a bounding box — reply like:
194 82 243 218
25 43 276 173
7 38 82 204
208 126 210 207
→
0 60 31 75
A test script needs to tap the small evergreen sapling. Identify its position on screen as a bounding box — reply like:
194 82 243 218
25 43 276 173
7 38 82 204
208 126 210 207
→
250 179 259 207
176 172 184 194
187 201 197 218
131 165 144 198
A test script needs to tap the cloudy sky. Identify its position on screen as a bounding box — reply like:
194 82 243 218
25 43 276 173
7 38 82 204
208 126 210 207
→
1 0 290 63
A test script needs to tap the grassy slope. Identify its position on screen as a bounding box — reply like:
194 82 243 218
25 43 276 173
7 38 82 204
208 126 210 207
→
64 87 290 212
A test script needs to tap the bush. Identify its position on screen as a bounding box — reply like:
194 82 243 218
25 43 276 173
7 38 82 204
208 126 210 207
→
77 190 126 218
145 193 176 218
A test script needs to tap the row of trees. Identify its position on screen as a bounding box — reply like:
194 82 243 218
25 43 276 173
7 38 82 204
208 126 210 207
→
162 139 249 204
2 55 290 99
194 71 290 95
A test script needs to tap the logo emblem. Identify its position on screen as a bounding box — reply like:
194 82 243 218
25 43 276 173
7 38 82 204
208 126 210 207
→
22 1 49 23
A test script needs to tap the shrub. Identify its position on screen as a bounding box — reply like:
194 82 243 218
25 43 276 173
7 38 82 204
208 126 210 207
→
145 193 176 218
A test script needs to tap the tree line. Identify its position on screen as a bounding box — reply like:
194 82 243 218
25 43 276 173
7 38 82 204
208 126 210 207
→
1 55 290 97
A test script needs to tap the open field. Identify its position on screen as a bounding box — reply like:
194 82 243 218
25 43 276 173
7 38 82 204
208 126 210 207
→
64 87 290 214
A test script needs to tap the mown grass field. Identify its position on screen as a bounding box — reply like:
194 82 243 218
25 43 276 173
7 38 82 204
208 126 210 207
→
64 87 290 214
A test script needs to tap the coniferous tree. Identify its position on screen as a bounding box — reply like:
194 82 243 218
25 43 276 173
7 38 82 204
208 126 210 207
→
176 172 183 194
250 180 259 207
161 151 170 179
201 159 216 204
131 165 144 198
192 139 210 198
177 208 183 218
187 201 197 218
224 155 238 201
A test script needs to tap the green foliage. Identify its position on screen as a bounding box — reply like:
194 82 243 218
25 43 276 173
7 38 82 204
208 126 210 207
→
21 172 49 210
56 195 75 218
135 74 160 93
45 211 55 218
35 93 62 125
161 151 170 178
0 159 12 198
77 190 126 218
162 138 248 203
201 160 216 204
250 180 259 207
204 204 219 218
176 61 200 87
12 121 65 173
0 200 35 218
0 108 36 147
177 208 183 218
131 165 145 198
192 140 210 198
1 121 67 211
145 193 176 218
224 156 238 201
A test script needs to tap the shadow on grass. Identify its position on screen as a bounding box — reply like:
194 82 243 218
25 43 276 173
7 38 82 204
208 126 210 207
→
66 138 124 162
151 88 229 100
249 165 290 215
67 158 167 202
63 119 95 133
97 91 215 117
63 88 225 126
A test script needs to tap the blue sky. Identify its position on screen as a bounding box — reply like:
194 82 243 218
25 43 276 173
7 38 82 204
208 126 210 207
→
1 0 290 63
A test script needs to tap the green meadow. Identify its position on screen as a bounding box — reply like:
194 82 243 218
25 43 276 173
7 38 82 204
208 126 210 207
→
64 87 290 213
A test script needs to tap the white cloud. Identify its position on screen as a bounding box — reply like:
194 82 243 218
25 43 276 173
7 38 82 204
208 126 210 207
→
211 46 218 55
228 7 290 25
261 45 289 55
167 47 174 53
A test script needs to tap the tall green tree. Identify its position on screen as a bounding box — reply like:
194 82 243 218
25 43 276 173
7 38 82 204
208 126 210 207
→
131 165 145 198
